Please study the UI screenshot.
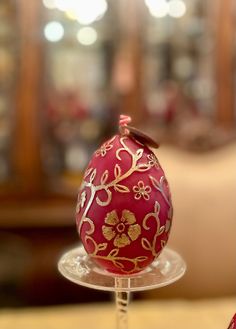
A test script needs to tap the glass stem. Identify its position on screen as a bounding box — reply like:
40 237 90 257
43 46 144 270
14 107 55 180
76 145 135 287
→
115 277 131 329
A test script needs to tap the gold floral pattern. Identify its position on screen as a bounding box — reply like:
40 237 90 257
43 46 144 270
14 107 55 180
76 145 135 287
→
102 210 141 248
76 190 87 213
95 136 115 157
133 181 152 200
147 154 160 169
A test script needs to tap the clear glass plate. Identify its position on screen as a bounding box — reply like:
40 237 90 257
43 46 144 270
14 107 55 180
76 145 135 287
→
58 244 186 292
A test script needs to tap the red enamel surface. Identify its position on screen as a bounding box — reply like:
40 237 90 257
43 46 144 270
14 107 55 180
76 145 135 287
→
76 134 173 275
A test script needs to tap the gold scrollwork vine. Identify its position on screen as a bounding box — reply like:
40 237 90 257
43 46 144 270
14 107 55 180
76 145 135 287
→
141 201 165 257
78 137 152 235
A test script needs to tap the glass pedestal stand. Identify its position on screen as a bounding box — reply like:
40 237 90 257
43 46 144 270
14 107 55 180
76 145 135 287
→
58 245 186 329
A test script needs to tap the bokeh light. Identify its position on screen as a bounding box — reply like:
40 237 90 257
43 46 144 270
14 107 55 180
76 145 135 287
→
168 0 186 18
42 0 56 10
77 27 98 46
145 0 169 18
145 0 186 18
44 21 64 42
43 0 108 25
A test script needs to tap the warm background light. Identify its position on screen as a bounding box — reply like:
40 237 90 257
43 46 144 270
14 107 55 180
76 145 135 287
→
168 0 186 18
44 21 64 42
42 0 108 25
77 27 98 46
145 0 169 17
145 0 186 18
42 0 56 10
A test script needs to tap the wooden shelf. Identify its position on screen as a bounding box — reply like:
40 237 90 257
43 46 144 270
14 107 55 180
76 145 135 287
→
0 198 75 228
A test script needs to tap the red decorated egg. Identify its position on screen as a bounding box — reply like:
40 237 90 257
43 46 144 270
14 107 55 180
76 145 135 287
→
76 116 173 275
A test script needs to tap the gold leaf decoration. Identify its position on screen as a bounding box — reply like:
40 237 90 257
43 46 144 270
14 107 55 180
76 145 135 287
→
84 168 93 178
136 256 148 262
135 148 144 160
137 163 151 172
150 175 171 206
108 248 119 257
158 225 165 235
161 240 166 248
114 184 130 193
149 175 159 189
141 237 152 251
114 164 121 178
100 170 109 185
89 169 97 183
97 243 108 251
113 260 124 269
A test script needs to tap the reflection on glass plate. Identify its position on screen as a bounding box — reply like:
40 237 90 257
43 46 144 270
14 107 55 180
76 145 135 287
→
58 245 186 292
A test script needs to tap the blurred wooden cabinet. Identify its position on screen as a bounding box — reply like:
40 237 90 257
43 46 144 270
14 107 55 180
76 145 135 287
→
0 0 120 226
0 0 19 190
0 0 235 225
0 0 235 307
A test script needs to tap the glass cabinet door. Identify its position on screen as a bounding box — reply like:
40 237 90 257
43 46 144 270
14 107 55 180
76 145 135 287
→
143 0 216 148
40 0 118 182
0 0 18 183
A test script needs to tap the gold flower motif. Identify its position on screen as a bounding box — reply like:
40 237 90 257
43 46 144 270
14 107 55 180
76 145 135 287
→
95 137 114 157
102 210 141 248
147 154 160 169
133 181 151 200
76 190 87 213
